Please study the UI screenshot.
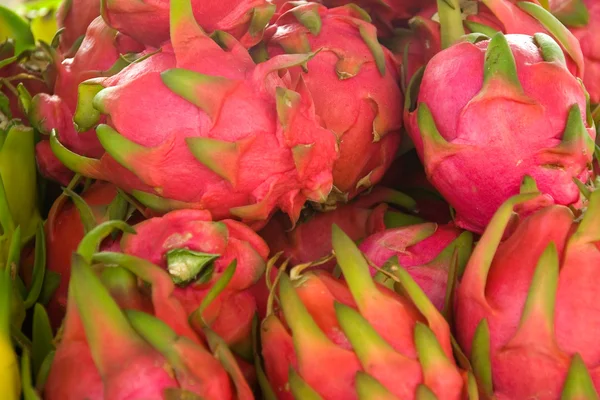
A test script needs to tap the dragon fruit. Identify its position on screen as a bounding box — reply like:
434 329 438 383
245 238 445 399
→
455 186 600 398
45 254 178 400
260 225 471 399
46 223 253 399
404 31 596 234
259 187 420 268
93 246 259 390
120 208 269 358
126 311 254 400
43 181 130 328
549 0 600 104
30 17 143 185
252 188 418 315
264 2 403 200
359 223 472 311
101 0 275 48
390 0 585 89
51 0 339 226
43 182 268 363
55 0 102 54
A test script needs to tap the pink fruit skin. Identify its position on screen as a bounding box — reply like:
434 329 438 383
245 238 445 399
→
405 34 595 234
45 337 104 400
46 317 179 400
32 17 143 184
394 0 584 92
262 269 464 400
102 0 273 48
45 304 105 400
43 181 119 329
45 275 154 400
455 202 600 398
259 204 385 265
259 188 392 268
121 209 269 293
101 355 179 400
360 224 463 310
121 209 269 345
265 4 402 198
35 141 74 186
56 0 101 53
65 23 338 225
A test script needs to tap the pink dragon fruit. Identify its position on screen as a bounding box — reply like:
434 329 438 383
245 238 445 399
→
549 0 600 104
360 223 472 311
259 187 420 268
31 17 143 184
264 2 403 201
404 31 596 234
55 0 102 54
252 187 418 314
125 310 255 400
45 254 178 400
46 223 254 399
101 0 276 48
390 0 585 89
120 209 269 358
43 181 121 328
91 249 258 395
50 0 339 227
260 225 470 399
454 186 600 398
121 208 269 299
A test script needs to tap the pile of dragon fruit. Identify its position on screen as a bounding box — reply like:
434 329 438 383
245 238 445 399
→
0 0 599 398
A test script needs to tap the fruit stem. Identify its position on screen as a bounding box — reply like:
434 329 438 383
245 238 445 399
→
437 0 466 49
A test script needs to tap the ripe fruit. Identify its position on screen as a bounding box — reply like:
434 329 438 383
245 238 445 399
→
260 225 469 399
404 32 595 233
51 0 339 226
455 187 600 398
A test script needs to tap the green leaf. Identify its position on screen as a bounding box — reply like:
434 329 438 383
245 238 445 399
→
37 271 60 306
0 260 12 336
17 0 63 12
34 350 54 392
22 349 41 400
0 92 12 120
106 192 130 222
31 303 54 379
23 223 46 308
0 5 35 57
166 248 220 286
25 5 60 44
62 187 97 234
0 174 15 243
192 260 237 326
